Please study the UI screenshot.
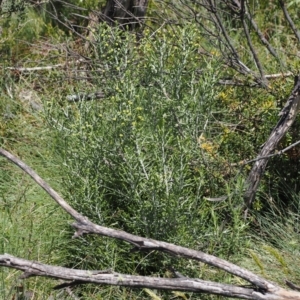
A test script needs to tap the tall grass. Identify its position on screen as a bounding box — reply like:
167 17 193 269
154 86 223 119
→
0 77 70 298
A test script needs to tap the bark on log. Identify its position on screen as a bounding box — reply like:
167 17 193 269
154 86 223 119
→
244 75 300 208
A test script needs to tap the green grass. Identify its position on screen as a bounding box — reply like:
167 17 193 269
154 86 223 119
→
239 207 300 287
0 85 70 298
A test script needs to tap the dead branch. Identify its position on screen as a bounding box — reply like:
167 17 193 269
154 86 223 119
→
6 59 87 72
66 91 105 101
244 75 300 208
240 0 266 86
264 72 293 79
218 72 293 87
229 139 300 167
1 253 297 300
0 148 88 224
6 64 65 71
231 0 279 60
279 0 300 44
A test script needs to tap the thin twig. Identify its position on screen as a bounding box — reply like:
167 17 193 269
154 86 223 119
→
6 59 86 72
240 0 267 86
279 0 300 44
6 64 64 71
66 91 106 102
218 72 293 87
232 0 279 60
231 140 300 167
286 280 300 292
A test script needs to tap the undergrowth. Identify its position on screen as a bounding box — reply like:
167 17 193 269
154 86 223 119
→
1 2 300 299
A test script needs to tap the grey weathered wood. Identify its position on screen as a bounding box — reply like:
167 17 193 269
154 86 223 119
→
66 91 105 102
1 254 300 300
244 75 300 208
71 222 275 291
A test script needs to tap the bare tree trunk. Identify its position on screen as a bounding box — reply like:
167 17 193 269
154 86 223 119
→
85 0 148 50
102 0 148 30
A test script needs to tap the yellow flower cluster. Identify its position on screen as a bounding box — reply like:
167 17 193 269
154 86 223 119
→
197 135 217 155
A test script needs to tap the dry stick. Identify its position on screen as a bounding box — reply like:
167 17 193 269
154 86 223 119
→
218 72 292 87
1 253 299 300
6 64 64 71
245 11 278 60
232 0 279 60
264 72 293 79
206 0 266 86
0 148 278 292
240 0 267 86
0 254 286 300
6 59 87 72
244 75 300 208
205 0 280 88
205 1 243 70
66 91 105 102
208 1 241 62
279 0 300 44
241 139 300 166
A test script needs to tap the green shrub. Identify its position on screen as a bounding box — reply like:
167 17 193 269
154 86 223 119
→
45 25 249 296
